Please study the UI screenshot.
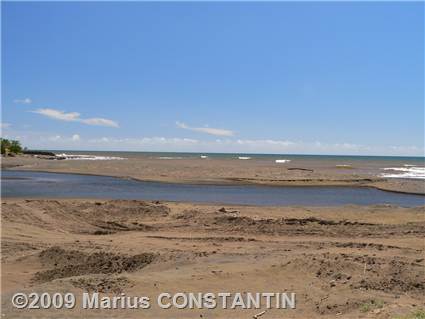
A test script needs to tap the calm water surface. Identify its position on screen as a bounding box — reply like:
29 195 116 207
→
2 170 424 207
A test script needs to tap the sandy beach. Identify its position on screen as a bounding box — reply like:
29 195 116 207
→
1 198 424 318
1 155 424 318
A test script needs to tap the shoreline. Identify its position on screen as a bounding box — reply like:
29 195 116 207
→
3 165 425 196
3 194 424 209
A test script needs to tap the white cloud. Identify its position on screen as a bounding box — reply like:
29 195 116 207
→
19 134 82 144
31 108 119 128
80 118 119 128
32 108 81 121
2 129 423 156
0 123 11 129
14 98 32 104
47 135 62 142
176 121 234 137
235 139 295 147
88 136 199 146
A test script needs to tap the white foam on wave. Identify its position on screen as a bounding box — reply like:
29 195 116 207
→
56 153 126 161
380 166 425 179
275 159 291 163
238 156 251 160
157 157 183 160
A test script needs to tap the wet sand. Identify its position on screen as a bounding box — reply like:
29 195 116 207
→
1 199 424 318
2 155 424 194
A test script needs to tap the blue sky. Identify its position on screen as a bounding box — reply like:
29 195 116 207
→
2 2 424 155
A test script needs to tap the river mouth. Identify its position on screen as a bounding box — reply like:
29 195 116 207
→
1 170 424 207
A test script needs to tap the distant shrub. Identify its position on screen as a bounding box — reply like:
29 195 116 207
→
1 138 23 154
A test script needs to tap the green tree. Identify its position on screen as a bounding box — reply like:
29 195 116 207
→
1 138 23 154
1 138 10 155
9 140 22 153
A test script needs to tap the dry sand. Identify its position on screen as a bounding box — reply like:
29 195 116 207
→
1 199 424 318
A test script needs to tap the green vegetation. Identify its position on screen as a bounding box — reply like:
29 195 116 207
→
360 299 385 313
0 138 23 155
393 310 425 319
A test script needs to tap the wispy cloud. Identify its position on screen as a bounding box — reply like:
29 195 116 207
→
13 98 32 104
80 118 119 127
0 122 11 129
176 121 234 137
9 132 421 156
31 108 119 128
32 108 80 121
45 134 81 143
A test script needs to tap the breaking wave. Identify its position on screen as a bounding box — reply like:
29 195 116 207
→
380 166 425 179
275 159 291 163
56 153 126 161
157 157 183 160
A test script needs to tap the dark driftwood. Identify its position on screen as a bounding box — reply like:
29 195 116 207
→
287 167 314 172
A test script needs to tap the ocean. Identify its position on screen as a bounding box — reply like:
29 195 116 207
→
48 150 425 163
44 151 425 179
